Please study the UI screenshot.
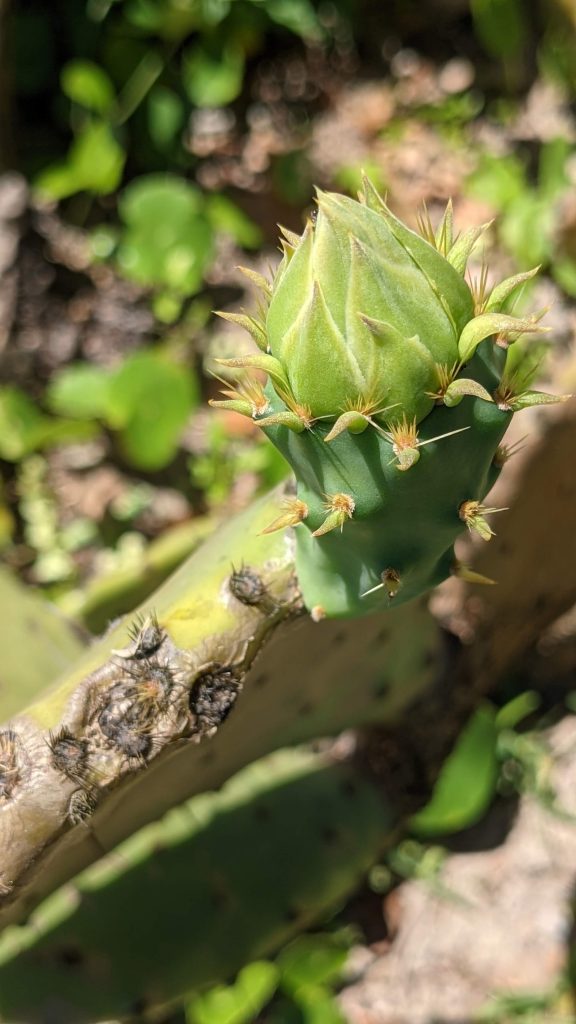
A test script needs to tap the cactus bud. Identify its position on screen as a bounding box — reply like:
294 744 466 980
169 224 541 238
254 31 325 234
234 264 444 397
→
217 178 564 617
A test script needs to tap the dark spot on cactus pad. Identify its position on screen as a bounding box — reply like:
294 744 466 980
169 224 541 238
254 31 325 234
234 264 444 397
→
122 611 165 659
108 723 153 763
229 564 270 608
189 665 243 734
284 906 301 923
252 671 270 688
321 824 340 844
372 680 390 699
209 878 233 911
115 660 175 719
254 803 272 823
0 729 22 800
340 778 358 798
54 945 85 969
67 787 97 825
130 997 150 1016
47 727 90 786
332 629 347 646
423 650 437 669
97 666 171 763
297 701 315 717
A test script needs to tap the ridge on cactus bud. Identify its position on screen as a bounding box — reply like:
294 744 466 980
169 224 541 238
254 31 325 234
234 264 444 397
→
212 176 568 618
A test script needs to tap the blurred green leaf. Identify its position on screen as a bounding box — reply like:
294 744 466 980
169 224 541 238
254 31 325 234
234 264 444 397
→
538 137 571 198
47 364 111 420
206 194 262 249
0 388 96 461
470 0 527 59
117 175 214 294
183 40 245 107
125 0 232 38
263 0 323 40
410 705 499 838
554 258 576 297
61 60 116 114
495 691 541 731
187 961 279 1024
466 152 527 209
277 935 348 997
152 291 186 323
294 985 346 1024
0 388 49 461
36 121 126 199
500 194 554 268
106 350 199 469
147 86 185 149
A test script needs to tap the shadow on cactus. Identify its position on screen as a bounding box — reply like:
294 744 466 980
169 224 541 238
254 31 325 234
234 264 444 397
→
213 177 567 618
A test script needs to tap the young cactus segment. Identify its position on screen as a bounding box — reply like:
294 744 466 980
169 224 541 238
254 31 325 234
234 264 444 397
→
217 179 560 617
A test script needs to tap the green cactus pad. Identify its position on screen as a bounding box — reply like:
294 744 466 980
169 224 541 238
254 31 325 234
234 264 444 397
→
0 749 392 1023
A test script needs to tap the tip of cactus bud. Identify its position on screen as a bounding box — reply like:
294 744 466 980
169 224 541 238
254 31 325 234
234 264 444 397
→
310 605 327 622
214 309 268 352
451 562 496 585
278 224 301 249
209 373 270 418
260 498 309 535
362 567 401 599
236 265 273 298
256 410 310 432
312 493 355 537
458 500 508 541
416 200 454 256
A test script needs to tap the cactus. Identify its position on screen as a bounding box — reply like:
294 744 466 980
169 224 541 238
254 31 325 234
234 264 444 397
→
0 746 394 1023
0 567 86 718
0 182 571 1012
0 486 440 933
214 178 565 617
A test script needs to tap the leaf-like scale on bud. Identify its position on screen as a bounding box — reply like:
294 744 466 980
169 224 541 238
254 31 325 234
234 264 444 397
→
216 179 561 617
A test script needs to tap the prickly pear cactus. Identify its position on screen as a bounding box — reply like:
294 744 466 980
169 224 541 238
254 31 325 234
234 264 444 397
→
0 747 392 1024
214 178 563 617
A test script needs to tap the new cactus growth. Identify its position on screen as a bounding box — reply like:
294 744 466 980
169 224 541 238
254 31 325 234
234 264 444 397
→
214 178 564 617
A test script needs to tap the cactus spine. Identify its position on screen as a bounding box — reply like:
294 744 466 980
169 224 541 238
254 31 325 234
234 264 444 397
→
215 178 565 618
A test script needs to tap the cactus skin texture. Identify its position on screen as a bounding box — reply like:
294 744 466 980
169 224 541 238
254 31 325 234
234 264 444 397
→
0 748 392 1024
214 178 564 618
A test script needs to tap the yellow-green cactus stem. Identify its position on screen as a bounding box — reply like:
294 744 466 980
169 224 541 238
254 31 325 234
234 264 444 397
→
213 177 563 618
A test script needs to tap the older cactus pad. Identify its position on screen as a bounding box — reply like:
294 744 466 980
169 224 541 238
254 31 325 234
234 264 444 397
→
0 749 391 1023
214 178 561 618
